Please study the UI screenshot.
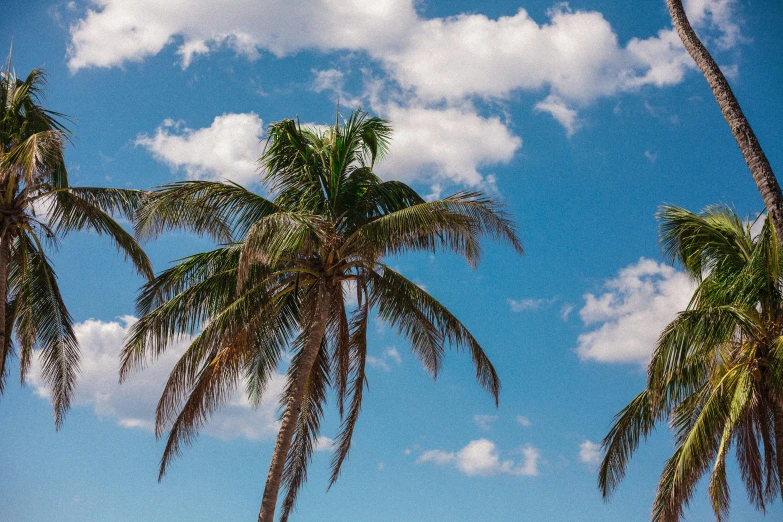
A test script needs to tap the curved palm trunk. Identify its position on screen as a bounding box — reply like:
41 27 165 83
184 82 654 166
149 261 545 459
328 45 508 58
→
0 232 8 381
773 398 783 499
258 286 330 522
665 0 783 245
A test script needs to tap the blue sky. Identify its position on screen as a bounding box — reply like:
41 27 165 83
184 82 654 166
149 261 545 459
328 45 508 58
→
1 0 782 520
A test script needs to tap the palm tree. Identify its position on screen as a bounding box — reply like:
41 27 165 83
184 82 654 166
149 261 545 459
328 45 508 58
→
0 52 152 427
120 109 523 521
665 0 783 245
599 205 783 521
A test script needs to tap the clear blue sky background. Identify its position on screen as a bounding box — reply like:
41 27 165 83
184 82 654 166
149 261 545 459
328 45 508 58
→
1 0 782 520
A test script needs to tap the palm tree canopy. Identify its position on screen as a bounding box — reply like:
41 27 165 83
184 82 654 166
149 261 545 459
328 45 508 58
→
122 109 523 519
0 51 153 427
599 204 783 521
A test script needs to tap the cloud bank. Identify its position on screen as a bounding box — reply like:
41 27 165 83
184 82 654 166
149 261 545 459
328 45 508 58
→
68 0 743 141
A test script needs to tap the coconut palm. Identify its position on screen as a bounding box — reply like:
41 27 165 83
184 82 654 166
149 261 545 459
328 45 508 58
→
120 109 522 521
599 205 783 521
665 0 783 245
0 53 153 427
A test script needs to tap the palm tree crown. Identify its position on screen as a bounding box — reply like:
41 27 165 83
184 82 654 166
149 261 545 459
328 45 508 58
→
599 205 783 521
121 109 522 521
0 52 152 427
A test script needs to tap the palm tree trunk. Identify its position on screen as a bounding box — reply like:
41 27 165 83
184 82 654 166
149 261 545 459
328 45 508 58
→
0 231 9 381
773 397 783 499
258 286 330 522
665 0 783 245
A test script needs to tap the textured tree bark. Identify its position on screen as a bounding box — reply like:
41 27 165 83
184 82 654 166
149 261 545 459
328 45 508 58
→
665 0 783 245
773 397 783 501
0 232 8 382
257 285 330 522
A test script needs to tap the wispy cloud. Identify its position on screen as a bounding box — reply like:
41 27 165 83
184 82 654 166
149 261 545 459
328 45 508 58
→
367 347 403 372
473 414 499 431
508 297 558 312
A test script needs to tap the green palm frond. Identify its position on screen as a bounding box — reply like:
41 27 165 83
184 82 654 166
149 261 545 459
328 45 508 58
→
14 232 78 428
0 56 152 427
279 338 330 522
46 188 153 279
157 342 245 480
134 181 277 242
599 390 659 497
329 298 369 487
605 204 783 521
128 109 522 521
369 265 500 402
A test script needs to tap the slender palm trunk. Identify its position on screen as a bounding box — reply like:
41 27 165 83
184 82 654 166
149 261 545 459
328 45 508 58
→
773 397 783 499
0 231 9 380
258 286 330 522
665 0 783 245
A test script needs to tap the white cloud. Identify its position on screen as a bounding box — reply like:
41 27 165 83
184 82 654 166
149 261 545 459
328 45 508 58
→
66 0 418 71
575 258 695 366
366 346 402 372
560 304 574 321
28 317 285 441
366 356 389 371
473 414 499 431
314 436 335 452
136 104 520 191
516 415 532 427
417 449 456 466
684 0 742 49
644 150 658 163
534 95 580 136
384 347 401 364
136 113 265 186
311 68 363 107
377 103 521 187
67 0 743 135
417 439 539 477
508 297 557 312
624 29 693 89
579 440 601 468
312 68 344 94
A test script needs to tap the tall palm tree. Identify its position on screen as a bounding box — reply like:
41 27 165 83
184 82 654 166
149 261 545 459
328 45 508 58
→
120 109 523 521
665 0 783 245
599 205 783 521
0 53 152 427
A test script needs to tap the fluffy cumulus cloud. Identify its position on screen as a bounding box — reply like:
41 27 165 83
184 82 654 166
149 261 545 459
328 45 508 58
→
579 440 601 468
575 258 695 366
28 317 285 441
66 0 419 71
377 103 521 187
67 0 742 135
135 113 266 186
135 103 520 190
417 439 540 477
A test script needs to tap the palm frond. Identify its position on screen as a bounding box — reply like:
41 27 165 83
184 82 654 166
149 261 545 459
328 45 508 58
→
46 188 153 279
14 232 78 428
